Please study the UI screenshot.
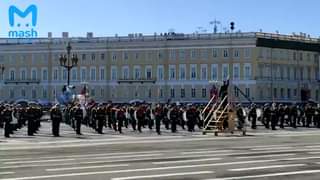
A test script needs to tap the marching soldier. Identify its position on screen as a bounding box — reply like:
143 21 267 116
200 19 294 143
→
50 105 62 137
117 106 126 134
314 104 320 128
74 104 83 135
278 104 286 129
248 103 257 129
154 104 163 135
2 105 12 138
305 104 314 128
170 104 179 133
186 105 197 132
236 104 245 130
96 105 106 134
26 106 35 136
291 105 298 128
270 103 278 130
136 105 145 133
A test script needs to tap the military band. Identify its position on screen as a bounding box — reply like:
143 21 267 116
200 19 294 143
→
1 101 320 138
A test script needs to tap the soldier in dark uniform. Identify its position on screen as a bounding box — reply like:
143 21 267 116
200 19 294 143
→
236 104 245 130
74 104 83 135
291 105 298 128
117 106 126 134
314 104 320 128
136 105 145 133
249 103 257 129
186 105 197 132
305 104 314 128
170 104 179 133
0 104 5 128
154 104 163 135
129 106 136 131
163 105 170 130
263 104 271 129
96 105 106 134
270 103 278 130
278 104 286 129
50 105 62 137
2 105 12 138
26 106 35 136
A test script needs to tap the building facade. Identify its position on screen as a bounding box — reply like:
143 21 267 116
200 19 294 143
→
0 32 319 103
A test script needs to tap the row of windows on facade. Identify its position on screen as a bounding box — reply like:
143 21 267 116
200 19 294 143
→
1 48 252 65
258 88 320 101
259 65 319 81
6 64 252 81
259 48 319 62
8 87 221 100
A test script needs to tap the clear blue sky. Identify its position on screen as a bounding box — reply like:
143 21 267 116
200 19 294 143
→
0 0 319 38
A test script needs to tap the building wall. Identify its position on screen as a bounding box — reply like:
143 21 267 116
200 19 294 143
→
0 33 318 103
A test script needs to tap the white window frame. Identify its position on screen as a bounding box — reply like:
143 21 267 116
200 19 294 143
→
169 65 176 80
222 64 229 80
90 67 96 81
52 67 59 81
133 65 141 80
99 67 105 81
41 67 48 81
179 64 186 80
31 68 37 80
244 63 252 80
190 64 197 80
111 66 117 81
20 68 27 81
145 65 152 80
200 64 208 80
80 67 87 82
71 68 77 81
233 63 240 80
122 66 129 80
157 65 164 81
211 64 218 80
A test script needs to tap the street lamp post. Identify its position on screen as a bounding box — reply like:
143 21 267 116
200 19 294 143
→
59 42 78 86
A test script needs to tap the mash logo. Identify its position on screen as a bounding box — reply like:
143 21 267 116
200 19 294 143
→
8 4 38 38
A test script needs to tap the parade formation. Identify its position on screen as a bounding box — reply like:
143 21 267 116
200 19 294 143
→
1 98 320 138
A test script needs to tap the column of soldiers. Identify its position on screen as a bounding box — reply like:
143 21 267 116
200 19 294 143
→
2 102 320 138
259 103 320 130
0 104 42 138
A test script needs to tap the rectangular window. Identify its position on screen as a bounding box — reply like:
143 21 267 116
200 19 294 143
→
244 63 252 80
53 69 58 81
234 49 240 57
294 89 297 97
10 89 14 99
100 68 105 80
212 49 218 58
233 64 240 80
100 53 105 60
191 50 197 59
81 68 86 82
82 54 86 61
170 88 175 98
159 88 163 98
157 65 164 80
190 64 197 80
273 88 277 98
32 89 36 99
134 66 141 80
31 69 37 80
179 49 185 60
280 88 284 98
201 64 207 80
181 89 185 98
62 69 67 81
244 48 251 58
91 54 96 61
112 52 117 62
91 89 95 97
72 69 77 81
201 49 208 60
223 49 229 57
170 50 176 60
21 89 26 97
21 70 26 80
245 88 250 98
191 88 196 98
43 88 48 98
211 64 218 80
179 64 186 80
169 65 176 80
222 64 229 80
287 88 291 99
42 69 48 81
122 66 129 80
202 88 207 98
111 66 117 80
146 66 152 80
90 68 96 81
123 52 129 60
